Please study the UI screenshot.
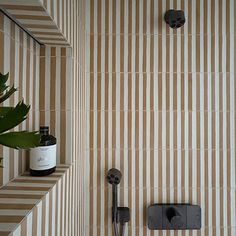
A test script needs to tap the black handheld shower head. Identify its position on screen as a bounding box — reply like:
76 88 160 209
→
107 168 122 185
107 168 130 236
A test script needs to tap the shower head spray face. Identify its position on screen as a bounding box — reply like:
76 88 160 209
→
107 168 122 185
164 9 186 29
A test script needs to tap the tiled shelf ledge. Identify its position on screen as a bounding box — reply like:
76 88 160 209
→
0 165 70 236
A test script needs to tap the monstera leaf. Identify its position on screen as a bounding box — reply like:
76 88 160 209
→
0 102 30 133
0 72 9 94
0 86 17 104
0 72 41 153
0 131 40 149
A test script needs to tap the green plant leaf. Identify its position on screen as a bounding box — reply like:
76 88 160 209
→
0 101 30 133
0 85 17 104
0 107 12 117
0 73 9 94
0 131 41 149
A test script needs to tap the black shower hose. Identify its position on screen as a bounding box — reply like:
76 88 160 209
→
113 222 127 236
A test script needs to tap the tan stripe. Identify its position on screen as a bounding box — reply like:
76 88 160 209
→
1 186 50 191
50 47 56 136
104 27 109 235
119 0 125 209
60 48 66 163
0 215 24 223
26 37 30 140
9 20 16 181
39 46 45 124
0 204 34 210
12 15 52 21
189 112 192 202
196 110 201 149
173 150 178 201
50 0 54 19
0 15 4 186
32 31 63 36
188 74 192 110
22 24 58 29
32 206 37 235
225 0 230 38
0 232 11 236
134 3 140 232
227 151 231 233
32 42 36 130
41 198 46 236
142 73 147 235
166 149 170 202
55 182 58 236
0 194 42 199
173 74 177 111
49 190 52 236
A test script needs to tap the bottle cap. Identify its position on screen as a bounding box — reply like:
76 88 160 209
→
40 126 49 135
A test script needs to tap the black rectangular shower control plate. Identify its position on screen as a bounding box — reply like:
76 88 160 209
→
148 204 201 230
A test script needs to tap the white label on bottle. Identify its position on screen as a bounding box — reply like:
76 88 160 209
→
30 144 57 170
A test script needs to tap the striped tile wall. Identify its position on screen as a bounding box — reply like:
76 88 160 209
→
0 1 70 45
86 0 236 235
0 0 87 233
40 0 86 50
39 45 74 165
0 12 40 186
0 165 81 236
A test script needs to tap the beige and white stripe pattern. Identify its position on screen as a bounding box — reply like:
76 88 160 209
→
86 0 236 235
39 45 74 165
0 165 81 236
0 0 87 234
0 12 40 186
0 12 78 185
0 1 70 45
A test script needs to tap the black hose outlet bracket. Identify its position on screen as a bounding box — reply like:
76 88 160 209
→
117 207 130 225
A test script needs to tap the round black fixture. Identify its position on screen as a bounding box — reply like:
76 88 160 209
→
164 9 186 29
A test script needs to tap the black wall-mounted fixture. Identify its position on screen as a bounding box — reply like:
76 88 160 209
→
148 204 201 230
164 9 186 29
107 168 130 236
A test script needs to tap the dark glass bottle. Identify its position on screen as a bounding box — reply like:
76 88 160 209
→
30 126 57 176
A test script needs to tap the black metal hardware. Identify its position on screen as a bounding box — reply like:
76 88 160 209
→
107 168 130 236
148 204 201 230
117 207 130 225
164 9 186 29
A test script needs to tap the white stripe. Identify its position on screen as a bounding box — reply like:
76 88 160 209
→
56 47 61 163
34 34 65 39
7 182 53 187
19 19 56 25
27 212 33 236
37 201 42 236
44 194 49 236
44 46 51 124
28 28 60 33
57 179 61 235
12 225 21 236
7 10 48 16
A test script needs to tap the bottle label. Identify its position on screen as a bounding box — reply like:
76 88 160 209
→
30 144 57 170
